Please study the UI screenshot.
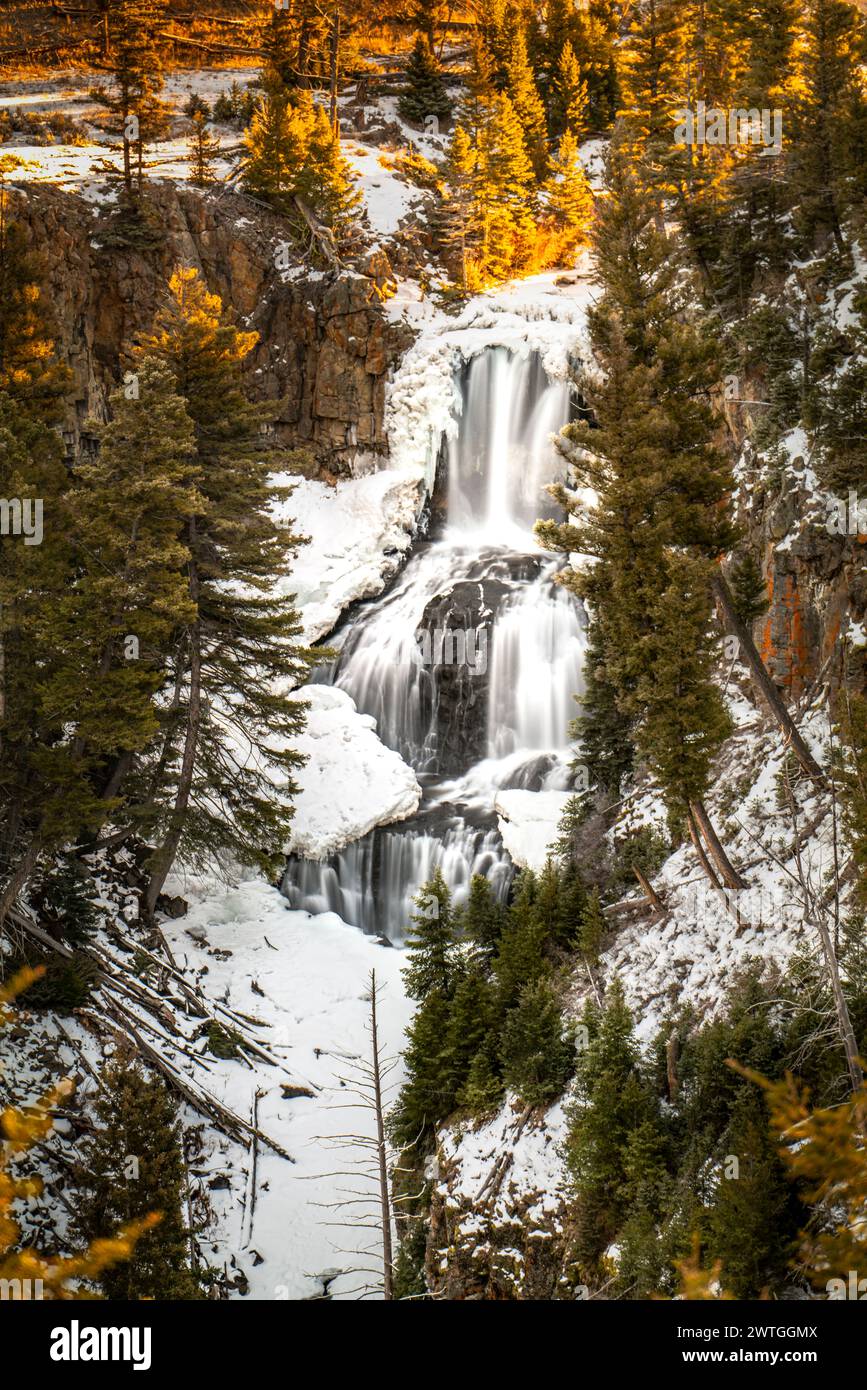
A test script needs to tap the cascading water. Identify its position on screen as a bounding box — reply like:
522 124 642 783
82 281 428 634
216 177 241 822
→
282 346 586 941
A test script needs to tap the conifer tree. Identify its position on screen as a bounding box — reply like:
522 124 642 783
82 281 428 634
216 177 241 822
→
390 988 453 1149
402 869 456 1003
634 555 733 826
499 977 574 1107
505 27 549 180
244 89 360 243
103 0 169 198
729 552 770 630
398 35 451 126
135 269 312 918
564 979 659 1275
461 872 509 960
551 40 589 141
41 357 199 819
543 128 594 263
188 111 220 188
790 0 867 249
74 1052 202 1299
705 1096 797 1298
476 91 536 281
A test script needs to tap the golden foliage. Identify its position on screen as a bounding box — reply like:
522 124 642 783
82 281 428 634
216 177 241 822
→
1 967 153 1299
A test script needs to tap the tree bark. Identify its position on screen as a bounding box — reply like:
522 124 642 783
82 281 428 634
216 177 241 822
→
141 541 202 920
711 571 825 783
689 797 748 891
686 805 723 889
369 971 394 1300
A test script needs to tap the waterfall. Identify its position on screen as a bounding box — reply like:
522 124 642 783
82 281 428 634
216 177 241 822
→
282 347 584 942
446 349 571 542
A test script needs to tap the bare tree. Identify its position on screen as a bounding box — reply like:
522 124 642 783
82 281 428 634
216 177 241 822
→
312 970 399 1298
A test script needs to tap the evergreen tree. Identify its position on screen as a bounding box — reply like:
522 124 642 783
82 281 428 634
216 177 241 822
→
135 269 312 917
564 979 660 1276
188 111 220 188
551 39 588 141
705 1095 797 1298
457 1038 505 1113
390 988 453 1149
402 869 457 1003
729 552 770 630
398 35 451 126
40 357 199 824
542 128 594 264
493 870 549 1011
505 26 549 180
634 555 733 825
576 887 606 964
243 89 360 243
461 872 509 960
103 0 169 198
74 1052 202 1299
441 969 496 1097
790 0 867 249
499 977 574 1107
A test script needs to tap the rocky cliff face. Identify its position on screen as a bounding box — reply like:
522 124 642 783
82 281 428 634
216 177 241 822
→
13 181 411 473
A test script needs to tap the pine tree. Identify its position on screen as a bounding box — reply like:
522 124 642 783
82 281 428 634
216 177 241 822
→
461 872 509 960
564 979 659 1277
103 0 169 198
441 969 495 1097
576 887 606 964
439 123 482 290
457 1039 505 1113
402 869 456 1003
499 977 574 1107
493 871 549 1011
551 40 589 141
188 111 220 188
135 270 312 918
634 555 733 825
390 988 454 1149
706 1095 797 1298
476 91 536 281
398 35 451 126
74 1052 202 1299
790 0 867 249
729 551 770 630
39 357 199 825
505 26 548 180
543 128 594 264
244 89 360 243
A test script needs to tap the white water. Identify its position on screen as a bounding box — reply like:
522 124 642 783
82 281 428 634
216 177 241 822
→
283 347 586 940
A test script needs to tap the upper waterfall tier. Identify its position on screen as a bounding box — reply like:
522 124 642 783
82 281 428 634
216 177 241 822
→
445 348 571 543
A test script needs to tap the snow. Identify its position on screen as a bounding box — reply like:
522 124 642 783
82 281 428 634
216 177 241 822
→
343 144 423 238
287 685 422 859
153 876 413 1300
494 789 572 870
438 1099 569 1239
271 470 425 645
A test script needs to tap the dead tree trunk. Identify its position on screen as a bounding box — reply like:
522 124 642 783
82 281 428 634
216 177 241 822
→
687 806 723 889
711 572 825 783
370 971 394 1300
142 544 202 920
689 798 748 891
633 866 667 914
